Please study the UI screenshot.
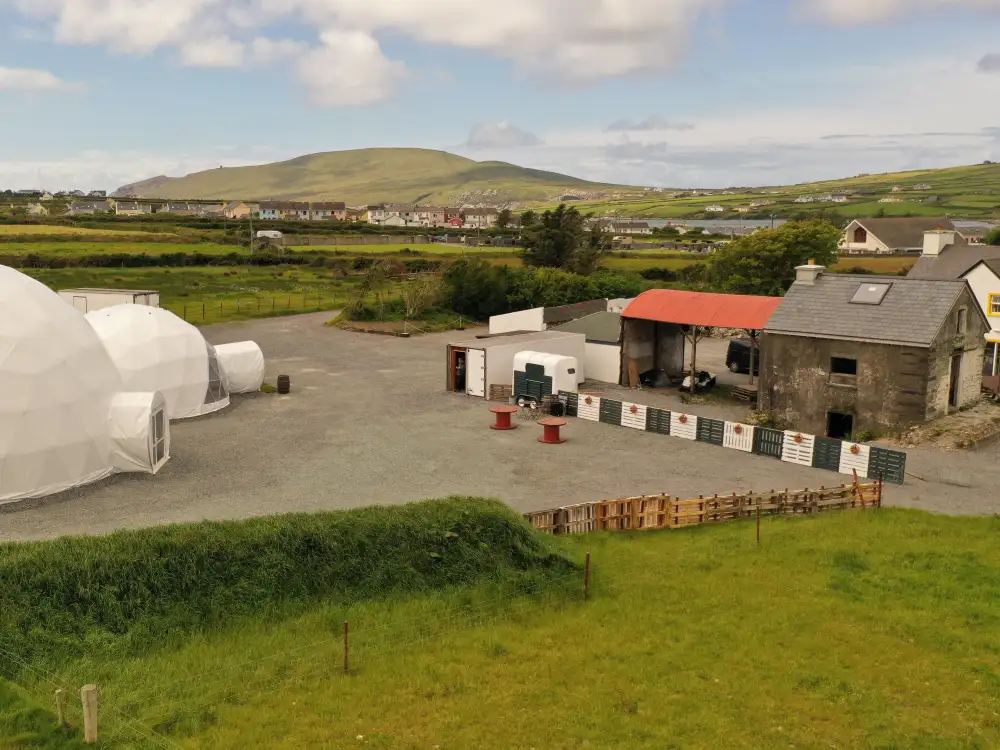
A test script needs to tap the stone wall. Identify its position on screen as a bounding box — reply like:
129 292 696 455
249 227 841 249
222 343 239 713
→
760 335 930 436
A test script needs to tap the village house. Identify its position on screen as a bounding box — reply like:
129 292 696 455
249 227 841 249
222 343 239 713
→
113 201 153 217
878 197 903 204
159 202 198 216
462 207 499 229
194 204 225 218
88 190 107 198
68 200 111 216
839 217 961 255
345 207 366 222
366 205 387 224
609 219 652 235
907 228 1000 378
66 190 85 198
224 201 253 220
759 263 988 438
793 196 815 203
258 201 308 220
705 205 726 212
310 202 347 221
414 206 447 227
26 203 48 216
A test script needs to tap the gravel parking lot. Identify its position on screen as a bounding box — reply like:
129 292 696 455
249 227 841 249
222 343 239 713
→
3 312 998 541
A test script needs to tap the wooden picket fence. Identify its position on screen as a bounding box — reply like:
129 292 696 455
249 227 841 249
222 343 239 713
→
525 479 882 535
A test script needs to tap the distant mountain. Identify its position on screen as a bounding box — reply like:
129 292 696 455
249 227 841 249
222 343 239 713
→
115 148 635 205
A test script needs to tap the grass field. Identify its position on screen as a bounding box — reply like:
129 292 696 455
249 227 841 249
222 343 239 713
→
0 225 172 238
6 506 1000 748
1 242 239 257
285 242 522 256
23 266 358 324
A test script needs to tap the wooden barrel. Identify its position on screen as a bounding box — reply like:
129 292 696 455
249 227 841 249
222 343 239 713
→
276 374 291 394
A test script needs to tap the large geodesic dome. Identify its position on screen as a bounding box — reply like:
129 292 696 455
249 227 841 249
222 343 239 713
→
86 306 231 420
0 265 169 504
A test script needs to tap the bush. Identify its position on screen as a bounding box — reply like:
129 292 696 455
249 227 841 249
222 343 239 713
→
0 498 572 677
841 266 875 275
640 267 679 282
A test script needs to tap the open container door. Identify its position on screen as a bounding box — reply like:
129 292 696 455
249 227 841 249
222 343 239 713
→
466 349 486 397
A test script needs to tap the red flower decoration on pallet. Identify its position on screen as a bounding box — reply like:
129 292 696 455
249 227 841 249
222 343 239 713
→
584 396 593 406
733 424 743 435
678 414 688 424
794 434 804 444
630 405 638 414
850 444 861 455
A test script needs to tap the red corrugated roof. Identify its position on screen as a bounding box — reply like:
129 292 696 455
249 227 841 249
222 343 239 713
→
622 289 781 330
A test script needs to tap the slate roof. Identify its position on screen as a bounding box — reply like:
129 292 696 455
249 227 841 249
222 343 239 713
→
907 244 1000 280
552 311 622 344
852 217 959 250
764 273 969 347
543 299 609 326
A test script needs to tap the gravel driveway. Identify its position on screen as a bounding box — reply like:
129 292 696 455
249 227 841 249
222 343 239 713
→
2 313 998 542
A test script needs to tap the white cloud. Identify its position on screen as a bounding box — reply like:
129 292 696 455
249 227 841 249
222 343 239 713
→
466 122 541 149
0 66 79 91
606 117 694 132
180 35 245 67
294 30 404 106
10 0 728 104
801 0 999 25
978 54 1000 73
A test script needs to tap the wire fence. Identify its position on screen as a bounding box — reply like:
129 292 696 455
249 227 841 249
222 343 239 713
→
163 294 347 324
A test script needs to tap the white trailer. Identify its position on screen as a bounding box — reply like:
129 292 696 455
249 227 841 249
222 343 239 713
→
58 288 160 314
446 331 586 398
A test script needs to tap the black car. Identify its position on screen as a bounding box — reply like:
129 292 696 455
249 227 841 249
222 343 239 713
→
726 339 760 375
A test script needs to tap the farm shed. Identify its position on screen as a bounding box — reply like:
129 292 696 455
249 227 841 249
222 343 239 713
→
488 299 610 335
1 267 169 504
551 311 623 384
86 306 233 420
620 289 781 390
760 264 988 438
58 288 159 313
446 331 586 398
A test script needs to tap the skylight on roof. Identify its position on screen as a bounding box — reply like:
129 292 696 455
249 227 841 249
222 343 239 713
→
851 282 892 305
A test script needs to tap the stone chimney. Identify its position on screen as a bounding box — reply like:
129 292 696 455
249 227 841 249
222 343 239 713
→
795 259 824 285
922 228 956 257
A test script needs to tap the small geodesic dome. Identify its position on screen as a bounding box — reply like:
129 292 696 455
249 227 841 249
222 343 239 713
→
0 265 168 504
214 341 266 393
86 306 231 420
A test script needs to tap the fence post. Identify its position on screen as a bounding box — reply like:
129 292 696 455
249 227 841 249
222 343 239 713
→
343 621 350 674
182 304 187 321
756 502 761 547
272 298 275 311
202 302 205 320
55 689 66 728
584 551 591 601
81 684 98 744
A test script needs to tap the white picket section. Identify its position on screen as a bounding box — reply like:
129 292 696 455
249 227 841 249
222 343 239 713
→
621 402 648 430
838 443 871 477
723 422 755 452
577 395 601 421
670 412 698 440
781 431 816 466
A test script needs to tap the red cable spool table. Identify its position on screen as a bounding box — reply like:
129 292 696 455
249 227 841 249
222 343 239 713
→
537 417 567 444
489 405 519 431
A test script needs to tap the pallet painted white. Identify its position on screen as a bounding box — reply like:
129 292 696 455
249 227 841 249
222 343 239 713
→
621 402 648 430
670 412 698 440
781 431 816 466
577 395 601 421
723 422 755 452
838 443 870 477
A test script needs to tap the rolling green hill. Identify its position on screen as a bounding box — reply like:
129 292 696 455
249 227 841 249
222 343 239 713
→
115 148 635 205
547 163 1000 220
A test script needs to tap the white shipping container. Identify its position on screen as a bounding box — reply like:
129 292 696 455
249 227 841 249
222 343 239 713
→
58 288 160 314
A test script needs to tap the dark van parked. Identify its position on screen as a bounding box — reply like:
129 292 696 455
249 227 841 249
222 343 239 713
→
726 339 760 375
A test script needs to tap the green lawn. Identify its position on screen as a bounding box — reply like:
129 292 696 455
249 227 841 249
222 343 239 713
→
0 225 175 238
8 508 999 748
24 266 358 324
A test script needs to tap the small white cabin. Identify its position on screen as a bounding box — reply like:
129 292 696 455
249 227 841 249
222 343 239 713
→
512 351 579 405
58 288 160 314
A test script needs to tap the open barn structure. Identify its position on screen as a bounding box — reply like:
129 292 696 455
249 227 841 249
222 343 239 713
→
619 289 782 397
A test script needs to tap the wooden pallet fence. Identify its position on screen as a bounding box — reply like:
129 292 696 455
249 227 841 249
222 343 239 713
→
524 481 883 535
557 392 907 484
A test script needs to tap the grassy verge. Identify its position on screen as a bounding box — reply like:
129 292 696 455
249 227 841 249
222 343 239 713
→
286 243 521 256
0 225 174 238
5 508 999 748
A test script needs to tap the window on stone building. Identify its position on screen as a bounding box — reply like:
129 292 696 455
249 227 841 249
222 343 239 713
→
830 357 858 376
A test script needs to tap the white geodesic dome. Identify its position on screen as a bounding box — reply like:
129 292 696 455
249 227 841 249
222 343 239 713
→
86 305 230 420
0 265 168 504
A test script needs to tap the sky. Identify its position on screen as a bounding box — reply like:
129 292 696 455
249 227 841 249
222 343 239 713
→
1 0 999 192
